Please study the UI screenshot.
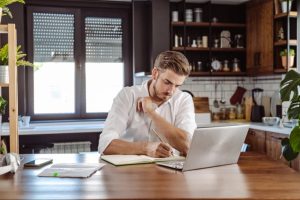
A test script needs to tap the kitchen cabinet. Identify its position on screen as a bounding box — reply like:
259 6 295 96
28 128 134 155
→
247 128 300 172
246 0 273 75
245 129 266 153
291 155 300 172
170 1 246 76
265 131 289 166
273 0 298 73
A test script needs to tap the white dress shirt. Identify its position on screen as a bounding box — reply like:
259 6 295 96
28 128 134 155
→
98 80 197 155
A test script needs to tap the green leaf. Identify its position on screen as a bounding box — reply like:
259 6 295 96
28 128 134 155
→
287 97 300 119
0 43 34 68
0 0 25 8
280 70 300 102
290 125 300 152
0 96 7 115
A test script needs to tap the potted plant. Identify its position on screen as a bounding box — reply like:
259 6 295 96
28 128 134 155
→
0 0 25 23
0 43 34 83
280 70 300 161
280 48 295 69
280 0 293 13
0 96 7 155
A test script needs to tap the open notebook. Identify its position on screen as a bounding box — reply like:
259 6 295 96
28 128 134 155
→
101 155 185 166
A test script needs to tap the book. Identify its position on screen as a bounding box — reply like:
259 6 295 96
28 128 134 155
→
101 155 185 166
38 163 105 178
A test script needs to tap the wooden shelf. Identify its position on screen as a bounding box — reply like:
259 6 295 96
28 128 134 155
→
274 11 298 19
172 47 185 51
274 68 287 73
190 71 211 76
171 21 210 27
274 40 297 46
171 22 245 28
0 24 18 153
171 21 185 26
211 71 246 76
211 48 245 52
0 83 9 87
0 25 8 33
185 47 209 51
185 22 210 27
211 22 246 28
172 47 210 51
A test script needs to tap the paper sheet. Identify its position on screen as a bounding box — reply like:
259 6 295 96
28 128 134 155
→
38 163 105 178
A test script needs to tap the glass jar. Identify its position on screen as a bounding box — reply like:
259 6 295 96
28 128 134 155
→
220 107 226 120
185 9 193 22
228 107 236 120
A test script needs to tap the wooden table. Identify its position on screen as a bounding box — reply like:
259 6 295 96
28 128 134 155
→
1 152 300 199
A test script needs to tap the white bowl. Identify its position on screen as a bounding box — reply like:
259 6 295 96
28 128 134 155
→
262 117 280 126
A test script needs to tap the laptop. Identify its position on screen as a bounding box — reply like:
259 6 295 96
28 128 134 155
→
157 124 249 172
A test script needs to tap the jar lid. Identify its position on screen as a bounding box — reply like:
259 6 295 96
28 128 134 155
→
185 9 193 13
194 8 202 12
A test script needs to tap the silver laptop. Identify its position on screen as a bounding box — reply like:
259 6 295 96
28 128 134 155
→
157 124 249 172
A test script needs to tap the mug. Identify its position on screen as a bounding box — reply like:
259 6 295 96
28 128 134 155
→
22 116 31 127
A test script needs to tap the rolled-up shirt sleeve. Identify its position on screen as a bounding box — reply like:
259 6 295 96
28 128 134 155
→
174 93 197 141
98 88 133 155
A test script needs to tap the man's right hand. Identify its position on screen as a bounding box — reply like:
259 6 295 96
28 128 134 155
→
144 142 173 158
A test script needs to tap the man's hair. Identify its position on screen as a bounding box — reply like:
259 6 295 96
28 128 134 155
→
153 51 191 76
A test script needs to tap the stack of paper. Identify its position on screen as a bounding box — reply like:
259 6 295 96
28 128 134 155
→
101 155 185 166
38 163 105 178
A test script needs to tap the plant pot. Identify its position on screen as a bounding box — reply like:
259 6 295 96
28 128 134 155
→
281 1 293 13
281 55 295 69
0 65 9 84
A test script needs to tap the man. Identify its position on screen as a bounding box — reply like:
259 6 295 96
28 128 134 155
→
98 51 196 157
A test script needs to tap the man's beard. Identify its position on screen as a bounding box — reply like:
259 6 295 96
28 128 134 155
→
153 82 171 102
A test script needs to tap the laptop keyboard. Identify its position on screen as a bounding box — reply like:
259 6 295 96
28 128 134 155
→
159 161 184 169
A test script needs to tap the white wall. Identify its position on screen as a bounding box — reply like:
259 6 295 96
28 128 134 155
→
134 74 282 112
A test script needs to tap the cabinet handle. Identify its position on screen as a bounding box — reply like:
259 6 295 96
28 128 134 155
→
254 52 259 66
257 52 261 66
249 131 256 136
254 53 257 66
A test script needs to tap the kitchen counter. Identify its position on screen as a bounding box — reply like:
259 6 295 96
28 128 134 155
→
0 120 293 136
198 121 292 135
1 121 105 136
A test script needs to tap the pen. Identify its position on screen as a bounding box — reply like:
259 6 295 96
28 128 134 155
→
152 128 174 156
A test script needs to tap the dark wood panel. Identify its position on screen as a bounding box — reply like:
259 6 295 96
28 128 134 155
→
132 0 151 74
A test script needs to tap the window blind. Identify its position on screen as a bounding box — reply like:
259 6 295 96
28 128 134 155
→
33 13 74 62
85 17 123 63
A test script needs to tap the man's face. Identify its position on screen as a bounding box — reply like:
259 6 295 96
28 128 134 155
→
152 67 186 101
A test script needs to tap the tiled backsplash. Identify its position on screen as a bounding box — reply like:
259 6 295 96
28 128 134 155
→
134 74 282 112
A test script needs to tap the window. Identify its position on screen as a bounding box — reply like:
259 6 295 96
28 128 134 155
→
26 5 132 120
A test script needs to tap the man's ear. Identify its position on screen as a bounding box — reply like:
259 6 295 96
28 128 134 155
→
152 67 159 80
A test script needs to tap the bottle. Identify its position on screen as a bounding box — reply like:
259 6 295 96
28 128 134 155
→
194 8 202 22
174 34 178 47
